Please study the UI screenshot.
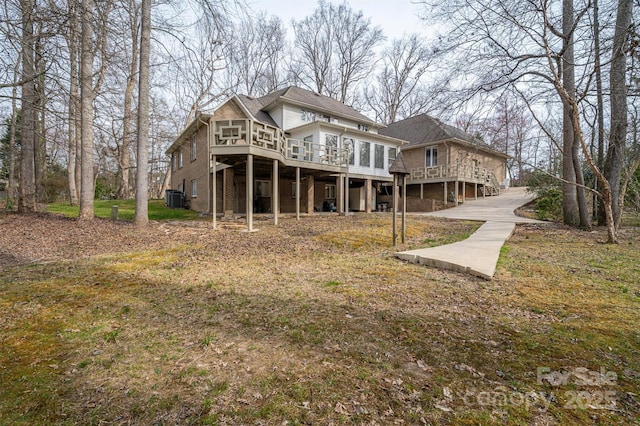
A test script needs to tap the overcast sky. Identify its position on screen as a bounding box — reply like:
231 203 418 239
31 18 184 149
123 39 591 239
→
246 0 430 41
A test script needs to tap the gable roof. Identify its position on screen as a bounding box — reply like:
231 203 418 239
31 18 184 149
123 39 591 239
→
380 114 507 158
245 86 377 127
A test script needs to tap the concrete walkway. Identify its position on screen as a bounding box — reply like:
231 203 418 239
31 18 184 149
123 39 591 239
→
395 187 544 279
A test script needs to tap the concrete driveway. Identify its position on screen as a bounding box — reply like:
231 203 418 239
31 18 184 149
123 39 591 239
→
396 187 544 279
417 186 541 223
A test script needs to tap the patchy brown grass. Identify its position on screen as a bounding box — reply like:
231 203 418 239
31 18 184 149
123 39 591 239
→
0 212 638 425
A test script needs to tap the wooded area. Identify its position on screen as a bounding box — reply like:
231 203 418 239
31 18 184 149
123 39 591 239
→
0 0 639 240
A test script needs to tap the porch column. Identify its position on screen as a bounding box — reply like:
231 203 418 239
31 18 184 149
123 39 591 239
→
474 183 478 200
223 168 234 218
443 181 448 204
365 179 372 213
336 174 344 213
420 183 424 200
272 159 279 225
295 167 300 221
344 174 350 214
462 181 466 203
246 154 254 231
306 174 315 214
212 155 217 229
454 180 459 206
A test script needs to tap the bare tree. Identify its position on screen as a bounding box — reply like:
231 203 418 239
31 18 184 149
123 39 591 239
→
365 34 435 124
226 11 287 96
292 0 383 103
19 0 36 212
418 0 631 241
134 0 150 226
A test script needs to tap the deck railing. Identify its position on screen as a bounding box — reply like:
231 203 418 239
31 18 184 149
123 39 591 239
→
212 119 348 167
410 164 500 190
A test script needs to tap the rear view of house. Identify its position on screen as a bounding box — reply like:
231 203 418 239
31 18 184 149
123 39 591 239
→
166 86 406 225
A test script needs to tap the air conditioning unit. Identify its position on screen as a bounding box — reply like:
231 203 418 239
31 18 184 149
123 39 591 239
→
165 190 184 208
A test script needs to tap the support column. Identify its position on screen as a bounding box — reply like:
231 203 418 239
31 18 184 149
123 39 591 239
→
306 174 315 214
212 155 217 229
246 154 254 232
344 174 349 214
336 174 344 213
444 181 448 204
295 167 300 221
223 168 234 218
454 180 459 206
364 179 372 213
462 181 466 203
272 160 279 225
420 183 424 200
474 183 478 200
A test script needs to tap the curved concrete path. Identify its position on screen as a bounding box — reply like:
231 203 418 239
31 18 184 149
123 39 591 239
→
395 187 544 279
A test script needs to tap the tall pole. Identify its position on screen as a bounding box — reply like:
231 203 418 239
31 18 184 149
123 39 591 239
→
212 155 217 229
392 174 398 246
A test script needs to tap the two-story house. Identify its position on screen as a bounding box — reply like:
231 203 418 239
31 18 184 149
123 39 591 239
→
166 86 406 228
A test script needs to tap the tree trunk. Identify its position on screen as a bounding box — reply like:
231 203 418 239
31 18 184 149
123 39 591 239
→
604 0 632 228
8 59 20 203
34 35 46 207
594 0 605 224
561 0 580 226
117 1 140 200
67 0 80 206
19 0 36 213
134 0 151 226
79 0 95 220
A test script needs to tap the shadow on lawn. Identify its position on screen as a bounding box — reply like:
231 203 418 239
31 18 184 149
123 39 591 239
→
1 256 638 425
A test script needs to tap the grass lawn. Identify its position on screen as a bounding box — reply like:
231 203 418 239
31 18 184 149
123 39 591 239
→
0 213 638 425
47 199 199 221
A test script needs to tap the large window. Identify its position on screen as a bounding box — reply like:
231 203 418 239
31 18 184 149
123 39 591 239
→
190 135 197 161
178 149 184 168
360 141 370 167
343 137 355 165
325 134 337 159
172 153 177 171
374 144 384 169
425 146 438 167
388 147 397 169
190 179 197 197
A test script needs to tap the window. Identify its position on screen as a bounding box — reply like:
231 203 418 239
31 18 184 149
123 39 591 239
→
191 179 197 197
374 144 384 169
319 114 330 122
325 184 336 199
325 134 337 159
178 149 184 168
343 137 355 165
360 141 371 167
172 153 177 171
358 123 369 132
425 146 438 167
190 135 197 161
303 135 313 161
388 147 397 169
301 109 316 122
178 182 184 193
291 182 297 198
255 180 271 197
